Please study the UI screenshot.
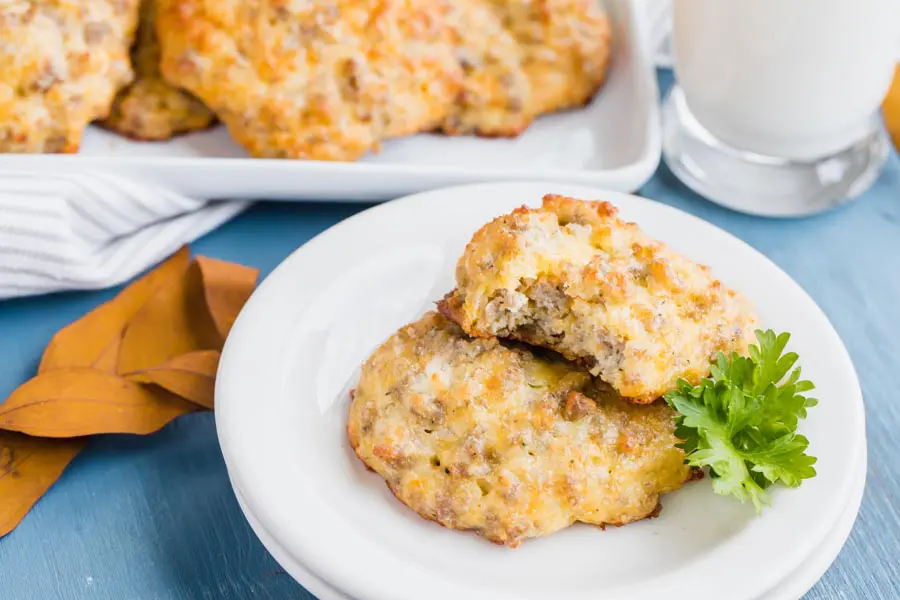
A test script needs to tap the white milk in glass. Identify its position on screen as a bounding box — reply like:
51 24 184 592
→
673 0 898 160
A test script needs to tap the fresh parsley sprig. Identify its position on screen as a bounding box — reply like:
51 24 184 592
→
663 330 818 513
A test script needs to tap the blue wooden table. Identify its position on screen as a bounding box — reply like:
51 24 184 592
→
1 72 898 600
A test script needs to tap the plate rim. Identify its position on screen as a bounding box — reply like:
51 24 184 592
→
231 435 869 600
216 181 866 600
760 439 867 600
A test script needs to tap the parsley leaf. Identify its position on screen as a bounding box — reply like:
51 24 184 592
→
663 330 817 513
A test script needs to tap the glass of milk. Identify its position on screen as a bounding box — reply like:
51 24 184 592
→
661 0 898 217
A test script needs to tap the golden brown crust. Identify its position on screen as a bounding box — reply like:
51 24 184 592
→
102 0 215 141
439 0 531 137
157 0 463 160
0 0 141 153
442 0 611 137
348 312 692 547
448 194 759 403
156 0 611 160
484 0 611 117
435 290 465 326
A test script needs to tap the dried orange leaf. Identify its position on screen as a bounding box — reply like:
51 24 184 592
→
195 256 259 341
123 350 220 410
91 331 124 374
116 260 221 375
0 369 197 437
1 432 85 538
883 64 900 153
39 248 191 373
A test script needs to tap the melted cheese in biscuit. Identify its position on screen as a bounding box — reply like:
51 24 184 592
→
347 312 691 547
441 194 759 403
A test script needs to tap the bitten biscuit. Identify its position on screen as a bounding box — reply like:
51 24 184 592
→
439 195 759 403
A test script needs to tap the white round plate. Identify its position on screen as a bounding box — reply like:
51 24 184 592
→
761 438 867 600
216 182 866 600
232 435 867 600
233 485 347 600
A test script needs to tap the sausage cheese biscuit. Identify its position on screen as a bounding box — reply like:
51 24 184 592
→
440 0 533 137
157 0 612 159
439 195 759 403
347 312 692 547
483 0 611 118
157 0 462 160
442 0 611 137
102 0 215 140
0 0 140 153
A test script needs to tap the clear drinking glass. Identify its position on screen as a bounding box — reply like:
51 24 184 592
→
662 0 899 217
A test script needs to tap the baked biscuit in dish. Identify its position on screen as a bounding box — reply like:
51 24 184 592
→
440 0 533 136
157 0 462 160
483 0 611 119
363 0 462 139
157 0 611 159
443 0 611 137
439 195 759 403
0 0 140 153
103 0 215 140
347 312 691 548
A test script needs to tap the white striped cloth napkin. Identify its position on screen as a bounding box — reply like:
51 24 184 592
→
0 172 249 299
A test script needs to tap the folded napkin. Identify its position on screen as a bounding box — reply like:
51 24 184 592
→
0 172 250 299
